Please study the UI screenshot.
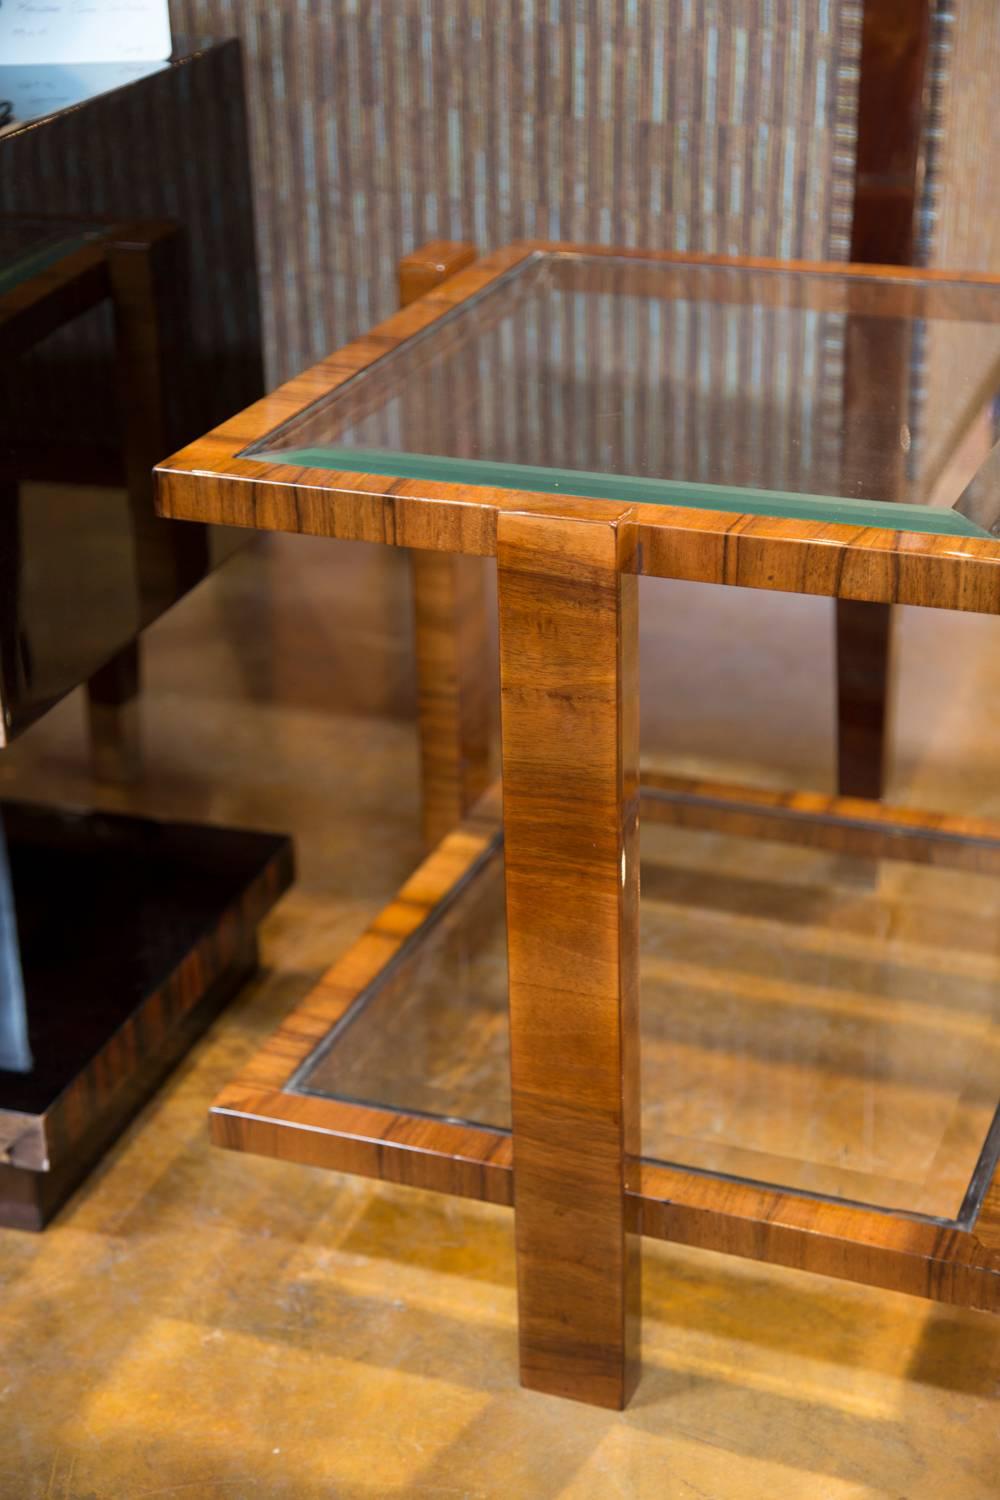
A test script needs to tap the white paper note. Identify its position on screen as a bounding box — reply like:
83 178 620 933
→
0 0 172 66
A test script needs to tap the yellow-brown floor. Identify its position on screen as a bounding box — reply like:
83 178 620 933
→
1 534 999 1498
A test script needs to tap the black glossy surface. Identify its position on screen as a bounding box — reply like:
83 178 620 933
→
0 42 262 744
0 800 288 1117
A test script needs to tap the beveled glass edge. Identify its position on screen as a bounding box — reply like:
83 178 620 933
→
287 831 999 1234
292 1086 985 1232
234 247 1000 539
249 445 992 539
239 250 545 462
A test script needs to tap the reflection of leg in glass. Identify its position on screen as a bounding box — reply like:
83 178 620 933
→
86 640 142 784
0 818 31 1074
835 599 891 801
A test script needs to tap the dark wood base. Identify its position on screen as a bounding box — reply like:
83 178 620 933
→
0 801 293 1230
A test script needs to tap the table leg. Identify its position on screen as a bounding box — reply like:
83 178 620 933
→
412 549 493 848
835 599 891 800
497 510 641 1409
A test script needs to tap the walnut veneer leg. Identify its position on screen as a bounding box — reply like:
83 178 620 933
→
835 600 892 800
497 510 641 1409
399 242 493 847
411 549 493 848
835 0 929 800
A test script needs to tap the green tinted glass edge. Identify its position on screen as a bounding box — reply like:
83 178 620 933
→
253 445 990 539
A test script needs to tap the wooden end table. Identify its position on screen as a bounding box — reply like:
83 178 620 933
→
156 241 1000 1409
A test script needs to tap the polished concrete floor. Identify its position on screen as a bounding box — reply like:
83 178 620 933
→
1 533 999 1498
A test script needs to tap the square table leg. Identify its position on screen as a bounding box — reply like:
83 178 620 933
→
497 509 641 1409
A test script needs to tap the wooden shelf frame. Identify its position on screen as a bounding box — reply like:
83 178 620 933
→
156 241 1000 619
211 781 1000 1325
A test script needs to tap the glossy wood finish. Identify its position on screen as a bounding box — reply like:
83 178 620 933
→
176 237 1000 1408
410 549 493 846
633 1161 1000 1314
398 240 477 310
209 793 1000 1319
0 218 204 769
641 770 1000 875
107 224 211 624
2 45 262 749
210 788 511 1207
836 1 933 798
851 0 930 266
497 511 640 1408
0 805 292 1230
155 243 1000 616
399 243 493 846
835 597 893 798
87 223 203 782
0 234 110 357
86 640 141 784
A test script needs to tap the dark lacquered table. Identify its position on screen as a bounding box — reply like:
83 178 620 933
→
0 205 290 1232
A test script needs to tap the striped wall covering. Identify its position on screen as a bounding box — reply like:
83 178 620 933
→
169 1 865 384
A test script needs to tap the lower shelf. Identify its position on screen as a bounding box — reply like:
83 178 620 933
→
211 783 1000 1313
1 800 293 1229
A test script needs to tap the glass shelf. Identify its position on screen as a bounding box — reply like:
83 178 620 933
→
293 820 1000 1226
249 252 1000 539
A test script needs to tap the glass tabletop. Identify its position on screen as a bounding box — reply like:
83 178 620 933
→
251 251 1000 539
0 215 106 296
291 823 1000 1227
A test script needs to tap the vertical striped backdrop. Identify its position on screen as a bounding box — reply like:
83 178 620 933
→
169 0 867 384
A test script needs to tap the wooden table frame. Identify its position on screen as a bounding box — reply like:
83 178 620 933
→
156 241 1000 1409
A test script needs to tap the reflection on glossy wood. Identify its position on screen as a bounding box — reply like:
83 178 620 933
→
86 641 141 784
209 790 1000 1321
169 234 1000 1409
294 817 1000 1219
399 243 493 847
640 771 1000 875
1 219 207 768
835 598 893 799
851 0 930 267
837 0 932 798
498 511 640 1408
410 549 493 846
0 804 292 1230
398 240 477 311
